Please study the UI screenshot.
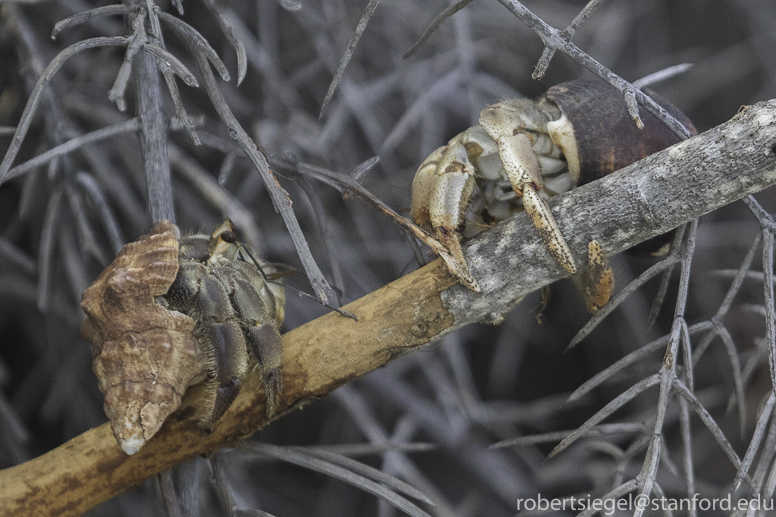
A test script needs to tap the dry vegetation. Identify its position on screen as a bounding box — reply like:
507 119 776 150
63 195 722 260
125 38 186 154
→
1 0 776 516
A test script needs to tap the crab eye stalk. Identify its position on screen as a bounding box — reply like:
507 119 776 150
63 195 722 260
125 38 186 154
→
208 218 239 260
220 230 236 243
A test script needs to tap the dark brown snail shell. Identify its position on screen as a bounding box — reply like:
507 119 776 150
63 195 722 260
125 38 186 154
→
546 79 697 187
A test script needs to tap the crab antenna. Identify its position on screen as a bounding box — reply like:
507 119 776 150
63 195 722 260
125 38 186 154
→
240 246 357 321
269 280 358 321
238 246 264 272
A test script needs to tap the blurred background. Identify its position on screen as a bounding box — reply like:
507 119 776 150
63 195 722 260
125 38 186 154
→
1 0 775 515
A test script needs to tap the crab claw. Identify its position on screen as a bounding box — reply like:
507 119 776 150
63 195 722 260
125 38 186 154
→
429 142 475 232
496 133 545 189
429 142 480 290
522 187 576 274
435 230 480 292
410 141 481 291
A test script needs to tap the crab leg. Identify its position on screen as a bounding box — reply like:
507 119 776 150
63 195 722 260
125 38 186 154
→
522 187 576 273
480 109 577 274
410 145 446 231
583 240 613 313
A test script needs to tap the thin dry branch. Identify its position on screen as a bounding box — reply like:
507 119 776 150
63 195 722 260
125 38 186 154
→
319 0 381 116
187 39 337 306
495 0 693 139
403 0 475 59
0 35 129 183
1 100 776 516
532 0 607 80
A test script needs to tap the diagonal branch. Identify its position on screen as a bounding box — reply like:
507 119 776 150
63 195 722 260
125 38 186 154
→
1 99 776 516
494 0 693 139
532 0 607 80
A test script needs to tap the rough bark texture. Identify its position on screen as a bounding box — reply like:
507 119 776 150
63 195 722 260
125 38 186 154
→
134 41 175 224
1 100 775 516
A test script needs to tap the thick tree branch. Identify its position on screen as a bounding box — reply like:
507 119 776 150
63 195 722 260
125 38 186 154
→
1 100 776 516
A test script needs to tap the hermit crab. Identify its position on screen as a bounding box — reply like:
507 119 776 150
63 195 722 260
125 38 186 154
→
411 79 695 310
81 219 285 455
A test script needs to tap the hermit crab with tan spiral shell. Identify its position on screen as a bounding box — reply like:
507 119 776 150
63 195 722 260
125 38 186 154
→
411 79 696 311
81 219 285 455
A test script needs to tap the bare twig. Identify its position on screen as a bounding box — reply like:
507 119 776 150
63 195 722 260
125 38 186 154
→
244 443 434 517
158 471 182 517
678 397 696 517
186 40 336 305
199 0 247 85
158 12 230 80
36 189 64 314
633 63 694 89
0 36 129 184
51 4 138 37
532 0 607 80
735 391 776 490
549 374 660 457
493 0 693 139
320 0 381 116
672 378 745 474
403 0 475 59
131 5 175 223
4 118 141 182
490 422 645 449
647 224 687 326
73 172 124 254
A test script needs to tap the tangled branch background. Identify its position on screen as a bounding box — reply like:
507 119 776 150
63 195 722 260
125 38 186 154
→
1 0 776 515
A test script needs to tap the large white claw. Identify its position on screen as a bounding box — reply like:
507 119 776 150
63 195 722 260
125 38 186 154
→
428 142 480 291
522 187 577 274
429 142 475 230
409 143 480 291
410 146 446 228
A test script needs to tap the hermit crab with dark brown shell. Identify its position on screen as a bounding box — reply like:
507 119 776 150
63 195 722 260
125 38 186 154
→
81 219 285 455
411 79 696 311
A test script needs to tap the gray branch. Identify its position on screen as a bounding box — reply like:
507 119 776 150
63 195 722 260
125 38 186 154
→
440 99 776 329
135 48 175 224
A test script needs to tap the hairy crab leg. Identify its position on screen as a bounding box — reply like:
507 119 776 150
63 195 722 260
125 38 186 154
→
194 272 249 426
